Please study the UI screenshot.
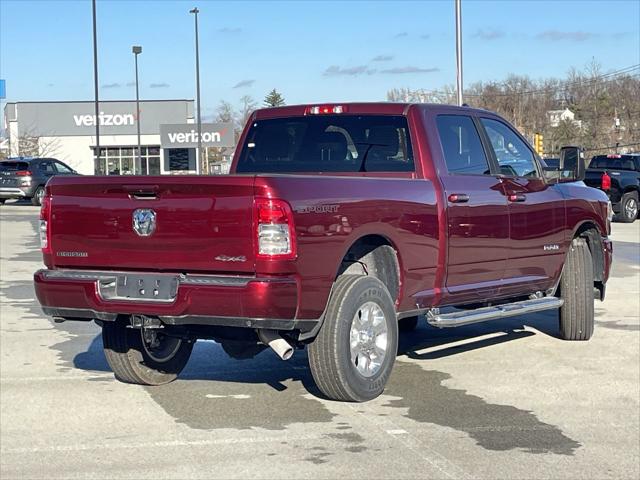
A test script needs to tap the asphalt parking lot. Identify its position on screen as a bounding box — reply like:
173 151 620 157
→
1 202 638 480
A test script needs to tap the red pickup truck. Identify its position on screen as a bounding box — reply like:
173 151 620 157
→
35 103 612 402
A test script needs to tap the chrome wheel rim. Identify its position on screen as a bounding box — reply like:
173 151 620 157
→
36 188 45 204
625 198 638 219
141 329 182 363
350 301 388 378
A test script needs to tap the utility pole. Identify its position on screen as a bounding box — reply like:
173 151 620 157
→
132 46 143 174
92 0 101 173
455 0 463 106
189 7 204 174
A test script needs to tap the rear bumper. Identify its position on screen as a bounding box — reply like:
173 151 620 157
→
34 269 317 332
0 187 30 199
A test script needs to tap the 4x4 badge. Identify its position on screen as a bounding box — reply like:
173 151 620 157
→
132 209 156 237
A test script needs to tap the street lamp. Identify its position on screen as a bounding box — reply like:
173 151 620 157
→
132 45 143 174
189 7 203 174
455 0 463 106
91 0 101 174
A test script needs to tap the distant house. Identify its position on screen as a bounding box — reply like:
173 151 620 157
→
547 108 582 129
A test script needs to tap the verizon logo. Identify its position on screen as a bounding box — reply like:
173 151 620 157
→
167 129 223 144
73 112 135 127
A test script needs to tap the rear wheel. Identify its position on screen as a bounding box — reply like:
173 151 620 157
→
0 199 6 205
31 186 45 206
559 238 594 340
308 275 398 402
618 192 638 223
102 319 193 385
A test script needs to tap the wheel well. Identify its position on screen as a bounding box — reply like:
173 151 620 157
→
337 235 401 302
574 222 605 288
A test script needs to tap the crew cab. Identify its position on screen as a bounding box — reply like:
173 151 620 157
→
585 154 639 223
34 103 612 402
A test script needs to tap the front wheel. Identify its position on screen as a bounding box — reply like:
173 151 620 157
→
559 238 594 340
308 275 398 402
102 320 193 385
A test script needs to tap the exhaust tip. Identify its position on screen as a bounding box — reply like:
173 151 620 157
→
257 329 295 361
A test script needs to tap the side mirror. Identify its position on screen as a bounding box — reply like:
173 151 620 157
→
559 145 585 182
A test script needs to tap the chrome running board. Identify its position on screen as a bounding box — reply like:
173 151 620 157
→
426 296 563 328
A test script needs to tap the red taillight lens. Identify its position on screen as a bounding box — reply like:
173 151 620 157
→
39 193 52 253
601 172 611 191
254 197 296 260
15 170 32 176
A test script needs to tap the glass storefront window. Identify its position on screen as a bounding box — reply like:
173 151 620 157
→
93 145 161 175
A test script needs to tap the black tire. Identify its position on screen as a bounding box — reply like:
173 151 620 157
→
559 238 594 341
617 192 638 223
102 320 193 385
308 275 398 402
31 186 45 206
399 315 419 332
0 199 6 205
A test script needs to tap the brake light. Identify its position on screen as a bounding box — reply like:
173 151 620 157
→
39 193 52 253
254 197 296 260
606 154 621 159
305 105 346 115
601 172 611 191
15 170 32 176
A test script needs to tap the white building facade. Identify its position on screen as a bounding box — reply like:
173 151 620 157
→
3 100 200 175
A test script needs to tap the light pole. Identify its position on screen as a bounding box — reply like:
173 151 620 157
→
455 0 463 106
92 0 101 173
190 7 203 174
132 45 142 174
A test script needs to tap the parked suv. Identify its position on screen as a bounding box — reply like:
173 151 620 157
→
0 157 78 206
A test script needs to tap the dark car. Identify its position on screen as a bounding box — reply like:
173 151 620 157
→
0 157 78 206
585 154 639 222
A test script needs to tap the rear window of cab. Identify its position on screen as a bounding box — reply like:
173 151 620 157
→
236 115 414 173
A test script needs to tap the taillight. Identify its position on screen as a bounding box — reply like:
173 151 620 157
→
601 172 611 191
40 193 52 253
254 197 296 260
15 170 32 176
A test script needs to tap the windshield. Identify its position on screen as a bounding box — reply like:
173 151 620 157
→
0 161 30 172
236 115 414 173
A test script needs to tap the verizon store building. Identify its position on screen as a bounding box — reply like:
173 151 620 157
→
3 100 232 175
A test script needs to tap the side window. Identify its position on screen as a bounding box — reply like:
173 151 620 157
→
38 161 56 174
436 115 491 175
54 161 73 173
480 118 539 177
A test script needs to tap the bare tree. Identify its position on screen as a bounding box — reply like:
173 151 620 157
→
13 129 62 158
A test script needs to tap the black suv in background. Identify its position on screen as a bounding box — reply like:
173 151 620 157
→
585 153 639 223
0 157 78 206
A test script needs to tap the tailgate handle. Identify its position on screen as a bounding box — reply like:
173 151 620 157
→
124 185 159 200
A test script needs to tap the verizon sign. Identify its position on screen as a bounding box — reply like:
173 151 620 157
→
73 112 135 127
160 123 234 148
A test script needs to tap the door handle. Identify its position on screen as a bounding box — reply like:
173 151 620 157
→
448 193 469 203
508 194 526 202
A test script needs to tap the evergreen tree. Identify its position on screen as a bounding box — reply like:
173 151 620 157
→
264 89 286 107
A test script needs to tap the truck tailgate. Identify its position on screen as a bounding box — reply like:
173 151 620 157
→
46 176 256 273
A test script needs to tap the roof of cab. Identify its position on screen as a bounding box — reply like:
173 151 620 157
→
253 102 491 120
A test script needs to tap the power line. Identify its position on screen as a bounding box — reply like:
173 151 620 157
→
410 64 640 99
